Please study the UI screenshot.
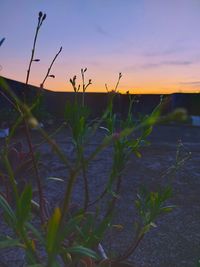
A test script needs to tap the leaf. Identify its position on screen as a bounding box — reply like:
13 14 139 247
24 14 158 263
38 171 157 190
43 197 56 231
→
66 246 99 260
120 127 133 139
197 259 200 267
27 265 44 267
159 206 175 214
46 207 61 253
99 126 110 133
150 222 157 228
25 222 45 245
0 238 20 249
63 213 84 237
17 185 32 225
142 126 153 138
0 195 16 224
134 150 142 158
47 177 64 182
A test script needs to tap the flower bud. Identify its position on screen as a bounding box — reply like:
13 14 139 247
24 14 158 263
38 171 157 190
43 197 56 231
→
28 117 39 129
38 11 43 19
42 13 46 21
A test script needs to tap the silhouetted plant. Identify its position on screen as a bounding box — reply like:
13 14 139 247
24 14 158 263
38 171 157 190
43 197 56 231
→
26 11 46 84
0 11 190 267
40 46 62 88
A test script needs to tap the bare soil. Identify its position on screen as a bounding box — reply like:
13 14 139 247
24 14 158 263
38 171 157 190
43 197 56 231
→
0 124 199 267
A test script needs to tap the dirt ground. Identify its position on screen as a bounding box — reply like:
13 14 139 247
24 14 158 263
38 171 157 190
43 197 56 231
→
0 124 200 267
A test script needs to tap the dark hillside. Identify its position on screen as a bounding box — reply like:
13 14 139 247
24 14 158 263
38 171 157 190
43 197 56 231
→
0 77 199 120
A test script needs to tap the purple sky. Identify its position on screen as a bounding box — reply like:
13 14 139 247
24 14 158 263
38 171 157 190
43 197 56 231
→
1 0 200 93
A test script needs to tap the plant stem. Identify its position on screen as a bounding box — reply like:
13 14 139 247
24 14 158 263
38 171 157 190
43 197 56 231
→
3 148 19 203
105 174 122 218
88 188 107 207
39 127 73 172
60 170 77 226
40 46 62 88
80 151 89 211
24 12 47 223
23 119 46 223
81 68 85 107
26 17 41 85
115 231 144 262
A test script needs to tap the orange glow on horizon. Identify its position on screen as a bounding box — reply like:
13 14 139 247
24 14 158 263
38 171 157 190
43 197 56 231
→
33 79 200 95
2 62 200 95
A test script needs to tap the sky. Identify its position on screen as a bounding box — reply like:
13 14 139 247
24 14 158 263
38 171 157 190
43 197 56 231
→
1 0 200 94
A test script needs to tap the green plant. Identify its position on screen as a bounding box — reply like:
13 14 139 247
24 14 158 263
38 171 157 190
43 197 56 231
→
0 11 189 267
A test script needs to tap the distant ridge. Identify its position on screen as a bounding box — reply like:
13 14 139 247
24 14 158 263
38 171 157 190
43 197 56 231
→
0 76 200 116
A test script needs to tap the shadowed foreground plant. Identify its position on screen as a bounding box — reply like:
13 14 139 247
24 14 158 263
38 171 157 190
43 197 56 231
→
0 75 187 267
0 11 189 267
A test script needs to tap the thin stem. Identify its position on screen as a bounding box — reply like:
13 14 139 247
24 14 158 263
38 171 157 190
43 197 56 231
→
80 151 89 211
26 17 40 85
38 127 73 172
105 72 122 93
3 147 19 204
80 68 91 107
20 227 40 263
88 188 107 207
114 72 122 92
60 170 77 226
104 174 122 218
40 46 62 88
23 118 46 223
1 173 11 203
81 68 85 107
34 122 66 149
24 12 47 223
115 230 144 262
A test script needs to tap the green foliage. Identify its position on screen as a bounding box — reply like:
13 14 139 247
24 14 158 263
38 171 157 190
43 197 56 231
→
16 185 32 227
0 237 20 249
0 73 179 266
65 100 90 145
0 11 188 267
135 186 175 229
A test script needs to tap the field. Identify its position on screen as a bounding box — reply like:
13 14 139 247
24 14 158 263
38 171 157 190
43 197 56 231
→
0 124 199 267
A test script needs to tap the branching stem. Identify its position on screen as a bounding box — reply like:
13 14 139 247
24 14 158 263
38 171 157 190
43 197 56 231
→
40 46 62 88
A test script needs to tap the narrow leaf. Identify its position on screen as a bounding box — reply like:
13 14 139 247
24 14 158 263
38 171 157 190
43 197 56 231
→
46 207 61 253
67 246 99 260
0 195 16 223
0 238 20 249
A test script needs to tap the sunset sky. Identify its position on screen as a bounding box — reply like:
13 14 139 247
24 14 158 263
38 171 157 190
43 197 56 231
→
1 0 200 94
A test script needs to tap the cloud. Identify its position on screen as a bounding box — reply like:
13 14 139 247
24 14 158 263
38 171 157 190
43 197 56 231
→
80 60 101 67
124 60 194 72
145 47 185 57
95 25 110 37
179 81 200 86
142 60 192 69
